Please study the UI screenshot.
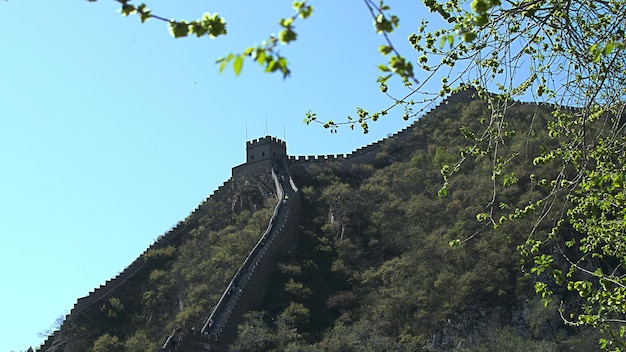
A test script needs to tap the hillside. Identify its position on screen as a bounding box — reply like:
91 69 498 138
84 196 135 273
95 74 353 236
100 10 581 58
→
36 90 600 352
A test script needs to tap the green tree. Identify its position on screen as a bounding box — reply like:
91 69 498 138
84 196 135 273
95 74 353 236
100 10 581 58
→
124 330 158 352
92 333 123 352
230 311 273 352
101 297 124 319
374 2 626 349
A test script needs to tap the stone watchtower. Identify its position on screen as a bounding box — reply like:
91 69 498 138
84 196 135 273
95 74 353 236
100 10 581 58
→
246 136 287 163
232 136 288 176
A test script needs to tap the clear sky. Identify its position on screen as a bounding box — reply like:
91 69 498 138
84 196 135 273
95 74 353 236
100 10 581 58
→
1 1 441 350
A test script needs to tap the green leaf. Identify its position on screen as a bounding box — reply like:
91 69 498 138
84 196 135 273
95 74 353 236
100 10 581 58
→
278 28 297 44
202 13 227 38
379 45 393 55
139 10 151 23
439 34 455 49
137 4 151 23
266 59 277 73
190 22 207 37
216 53 233 73
299 5 314 19
279 18 294 27
590 43 602 62
293 1 304 10
121 4 136 16
169 21 189 38
462 31 477 42
255 49 267 65
233 55 244 76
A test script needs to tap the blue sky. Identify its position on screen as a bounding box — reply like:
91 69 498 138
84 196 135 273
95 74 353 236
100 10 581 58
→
1 1 441 350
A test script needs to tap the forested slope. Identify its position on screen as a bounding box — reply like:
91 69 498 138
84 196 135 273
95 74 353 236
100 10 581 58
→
40 173 280 351
230 98 598 351
38 94 600 352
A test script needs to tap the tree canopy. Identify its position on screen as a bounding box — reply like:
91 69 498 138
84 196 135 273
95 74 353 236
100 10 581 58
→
93 0 626 349
384 1 626 349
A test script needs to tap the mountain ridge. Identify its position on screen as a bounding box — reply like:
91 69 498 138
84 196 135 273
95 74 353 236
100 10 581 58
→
36 89 596 352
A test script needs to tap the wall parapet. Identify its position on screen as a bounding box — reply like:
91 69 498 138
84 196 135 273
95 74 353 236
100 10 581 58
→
284 89 478 169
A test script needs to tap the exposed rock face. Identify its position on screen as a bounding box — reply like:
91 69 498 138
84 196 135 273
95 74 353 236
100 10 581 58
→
426 300 577 351
41 335 87 352
230 178 275 214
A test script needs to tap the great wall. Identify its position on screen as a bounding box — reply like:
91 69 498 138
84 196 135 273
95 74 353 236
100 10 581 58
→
38 89 483 351
159 164 302 351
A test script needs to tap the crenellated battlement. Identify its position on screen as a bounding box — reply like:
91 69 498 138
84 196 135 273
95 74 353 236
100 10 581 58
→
288 154 347 162
246 136 286 147
276 88 478 170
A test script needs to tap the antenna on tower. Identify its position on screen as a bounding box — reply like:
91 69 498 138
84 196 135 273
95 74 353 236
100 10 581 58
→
265 116 268 136
283 124 286 141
